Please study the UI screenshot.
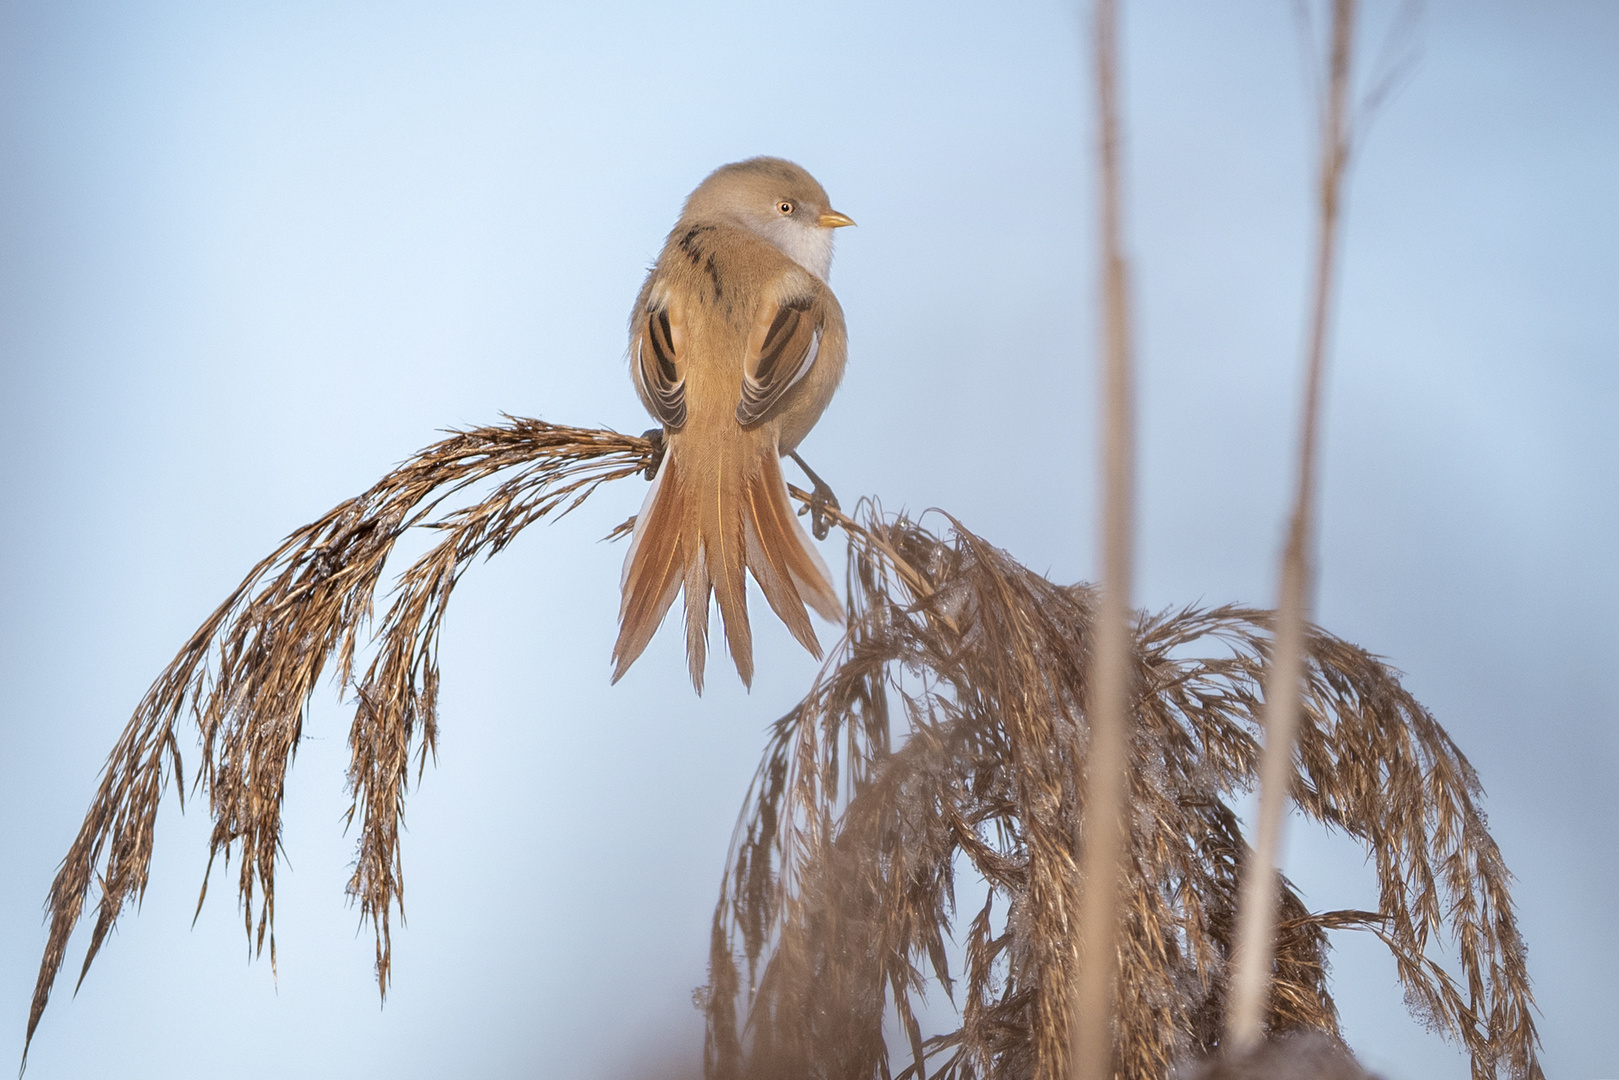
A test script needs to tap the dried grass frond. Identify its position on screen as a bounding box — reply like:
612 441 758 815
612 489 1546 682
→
1179 1031 1372 1080
26 419 1541 1080
703 509 1542 1080
25 418 656 1065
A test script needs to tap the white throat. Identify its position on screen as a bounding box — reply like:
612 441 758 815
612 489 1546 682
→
757 220 835 280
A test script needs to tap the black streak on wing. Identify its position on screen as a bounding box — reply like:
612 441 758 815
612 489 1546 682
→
737 297 819 428
639 305 686 430
678 224 713 266
704 253 723 301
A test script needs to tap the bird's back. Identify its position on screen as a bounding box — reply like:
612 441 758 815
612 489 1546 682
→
633 218 846 452
615 219 845 690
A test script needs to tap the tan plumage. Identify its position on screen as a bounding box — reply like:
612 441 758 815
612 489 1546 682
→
613 158 852 691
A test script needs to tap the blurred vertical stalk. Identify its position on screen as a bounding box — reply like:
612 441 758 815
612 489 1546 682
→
1224 0 1358 1052
1070 0 1134 1077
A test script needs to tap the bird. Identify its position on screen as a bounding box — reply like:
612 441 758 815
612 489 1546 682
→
612 157 855 692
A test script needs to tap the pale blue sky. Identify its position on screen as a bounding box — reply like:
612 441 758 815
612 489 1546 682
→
2 2 1614 1078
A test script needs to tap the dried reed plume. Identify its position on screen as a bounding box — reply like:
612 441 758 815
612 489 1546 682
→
702 507 1543 1080
24 419 657 1066
24 417 1541 1080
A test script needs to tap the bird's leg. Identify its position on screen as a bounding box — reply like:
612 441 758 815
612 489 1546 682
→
641 428 667 481
788 450 840 541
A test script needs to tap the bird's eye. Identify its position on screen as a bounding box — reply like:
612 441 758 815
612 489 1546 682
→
777 201 794 215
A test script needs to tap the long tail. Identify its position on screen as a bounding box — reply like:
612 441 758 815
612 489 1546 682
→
611 441 843 691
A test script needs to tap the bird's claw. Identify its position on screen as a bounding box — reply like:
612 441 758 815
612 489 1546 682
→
789 451 840 541
803 482 839 541
641 428 667 481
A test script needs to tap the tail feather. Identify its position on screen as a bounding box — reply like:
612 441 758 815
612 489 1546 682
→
708 510 754 689
742 455 845 657
752 454 844 625
682 542 710 693
741 506 815 653
612 461 686 684
613 440 844 691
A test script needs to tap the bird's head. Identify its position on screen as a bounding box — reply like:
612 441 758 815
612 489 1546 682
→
683 157 855 279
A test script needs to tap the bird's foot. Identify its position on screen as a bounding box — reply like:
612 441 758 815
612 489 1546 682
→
789 451 840 541
641 428 667 481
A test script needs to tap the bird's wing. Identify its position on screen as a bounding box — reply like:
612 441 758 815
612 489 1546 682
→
633 303 686 430
736 290 825 429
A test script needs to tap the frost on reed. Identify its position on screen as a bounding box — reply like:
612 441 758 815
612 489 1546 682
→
702 507 1542 1080
24 419 656 1063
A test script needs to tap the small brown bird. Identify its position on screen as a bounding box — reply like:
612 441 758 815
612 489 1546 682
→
612 158 855 691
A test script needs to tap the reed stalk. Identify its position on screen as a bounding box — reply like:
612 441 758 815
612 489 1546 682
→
1070 0 1136 1077
1225 0 1358 1053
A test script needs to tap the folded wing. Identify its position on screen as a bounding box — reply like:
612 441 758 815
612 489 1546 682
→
736 291 824 429
633 304 686 430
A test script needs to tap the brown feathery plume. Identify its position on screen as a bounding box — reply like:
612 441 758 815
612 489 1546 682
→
1226 0 1357 1052
24 420 1542 1080
702 508 1543 1080
24 418 657 1068
1072 0 1137 1076
1181 1032 1372 1080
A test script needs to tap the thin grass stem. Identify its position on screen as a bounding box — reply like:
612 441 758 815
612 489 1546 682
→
1071 0 1136 1078
1224 0 1358 1052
